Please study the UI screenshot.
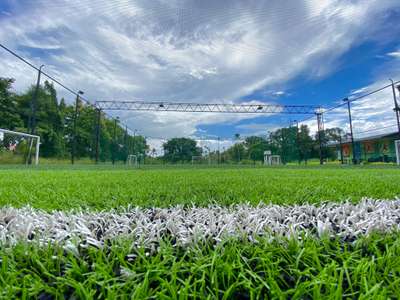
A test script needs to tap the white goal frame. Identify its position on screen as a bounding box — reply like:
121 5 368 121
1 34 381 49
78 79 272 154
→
191 155 204 164
0 128 40 165
395 140 400 166
270 155 281 165
264 152 281 166
126 154 138 167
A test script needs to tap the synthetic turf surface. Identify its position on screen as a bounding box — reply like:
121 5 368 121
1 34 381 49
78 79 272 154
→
0 166 399 210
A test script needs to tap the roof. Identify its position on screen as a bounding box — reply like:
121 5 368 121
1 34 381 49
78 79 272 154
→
327 131 400 146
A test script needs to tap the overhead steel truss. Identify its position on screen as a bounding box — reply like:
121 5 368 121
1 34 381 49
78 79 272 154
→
95 100 320 114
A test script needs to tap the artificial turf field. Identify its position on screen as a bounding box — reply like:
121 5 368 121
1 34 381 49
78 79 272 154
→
1 165 400 210
1 165 400 299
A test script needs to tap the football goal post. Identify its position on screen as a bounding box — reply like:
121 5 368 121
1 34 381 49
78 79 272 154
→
0 128 40 165
264 151 281 166
191 156 204 164
127 154 138 167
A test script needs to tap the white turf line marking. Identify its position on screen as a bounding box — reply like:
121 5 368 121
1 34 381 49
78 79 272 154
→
0 199 400 250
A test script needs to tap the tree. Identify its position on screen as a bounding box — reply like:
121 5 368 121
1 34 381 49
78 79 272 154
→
297 125 314 164
269 127 298 164
244 136 268 162
163 138 202 163
234 133 241 162
0 77 150 163
324 127 344 160
0 78 23 130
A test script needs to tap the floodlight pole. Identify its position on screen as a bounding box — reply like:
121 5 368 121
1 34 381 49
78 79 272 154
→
389 79 400 139
217 137 220 165
71 90 84 164
30 65 44 135
133 129 137 156
339 133 344 164
316 109 324 165
112 117 119 165
343 97 356 164
95 108 101 164
124 125 128 161
292 120 301 164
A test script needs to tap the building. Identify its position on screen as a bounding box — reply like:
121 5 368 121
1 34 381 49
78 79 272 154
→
329 131 400 163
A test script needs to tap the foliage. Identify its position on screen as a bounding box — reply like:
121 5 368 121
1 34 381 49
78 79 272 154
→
220 125 347 164
163 137 202 163
1 234 400 298
0 77 148 162
0 78 23 131
298 124 315 163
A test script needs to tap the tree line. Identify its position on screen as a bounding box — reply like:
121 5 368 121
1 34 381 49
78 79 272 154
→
1 77 343 164
0 77 148 162
162 127 344 164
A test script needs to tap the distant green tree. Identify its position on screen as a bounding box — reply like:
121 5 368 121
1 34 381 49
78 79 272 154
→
0 77 149 163
244 136 268 162
297 125 314 163
269 127 298 163
324 127 344 160
16 81 66 157
163 138 202 163
0 78 23 130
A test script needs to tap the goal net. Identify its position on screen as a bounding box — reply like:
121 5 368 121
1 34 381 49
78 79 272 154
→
264 153 281 166
126 154 138 167
0 128 40 165
191 156 206 164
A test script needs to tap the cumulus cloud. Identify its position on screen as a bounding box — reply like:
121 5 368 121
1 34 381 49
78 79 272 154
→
0 0 399 145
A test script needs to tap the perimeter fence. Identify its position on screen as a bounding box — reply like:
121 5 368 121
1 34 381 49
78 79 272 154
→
298 80 400 164
1 43 400 166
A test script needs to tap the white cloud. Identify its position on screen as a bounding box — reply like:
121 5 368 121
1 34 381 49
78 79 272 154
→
0 0 399 139
236 123 280 136
272 91 286 96
302 77 400 139
387 51 400 58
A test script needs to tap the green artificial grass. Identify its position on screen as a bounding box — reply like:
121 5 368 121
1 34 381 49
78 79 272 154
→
1 166 400 298
1 234 400 299
0 166 400 210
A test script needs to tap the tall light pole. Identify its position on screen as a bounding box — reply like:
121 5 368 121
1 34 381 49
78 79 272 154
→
95 108 101 164
124 125 128 162
343 97 356 164
292 120 301 164
71 90 84 164
132 129 137 156
112 117 119 165
389 79 400 139
315 108 324 165
338 132 344 164
30 64 45 135
217 136 220 165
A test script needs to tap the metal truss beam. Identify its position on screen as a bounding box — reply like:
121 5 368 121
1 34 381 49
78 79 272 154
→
95 101 319 114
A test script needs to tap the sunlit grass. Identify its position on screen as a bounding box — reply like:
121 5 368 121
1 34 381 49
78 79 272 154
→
0 166 399 210
1 165 400 297
1 234 400 299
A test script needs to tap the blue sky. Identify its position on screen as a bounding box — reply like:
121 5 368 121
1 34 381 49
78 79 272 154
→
1 0 400 151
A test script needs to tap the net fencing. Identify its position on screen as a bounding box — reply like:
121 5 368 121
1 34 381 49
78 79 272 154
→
0 129 40 165
299 81 400 164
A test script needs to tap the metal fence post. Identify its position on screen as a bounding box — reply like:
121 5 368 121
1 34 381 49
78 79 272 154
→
390 80 400 139
95 108 101 164
71 91 84 164
316 108 324 165
29 65 44 135
343 98 356 164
